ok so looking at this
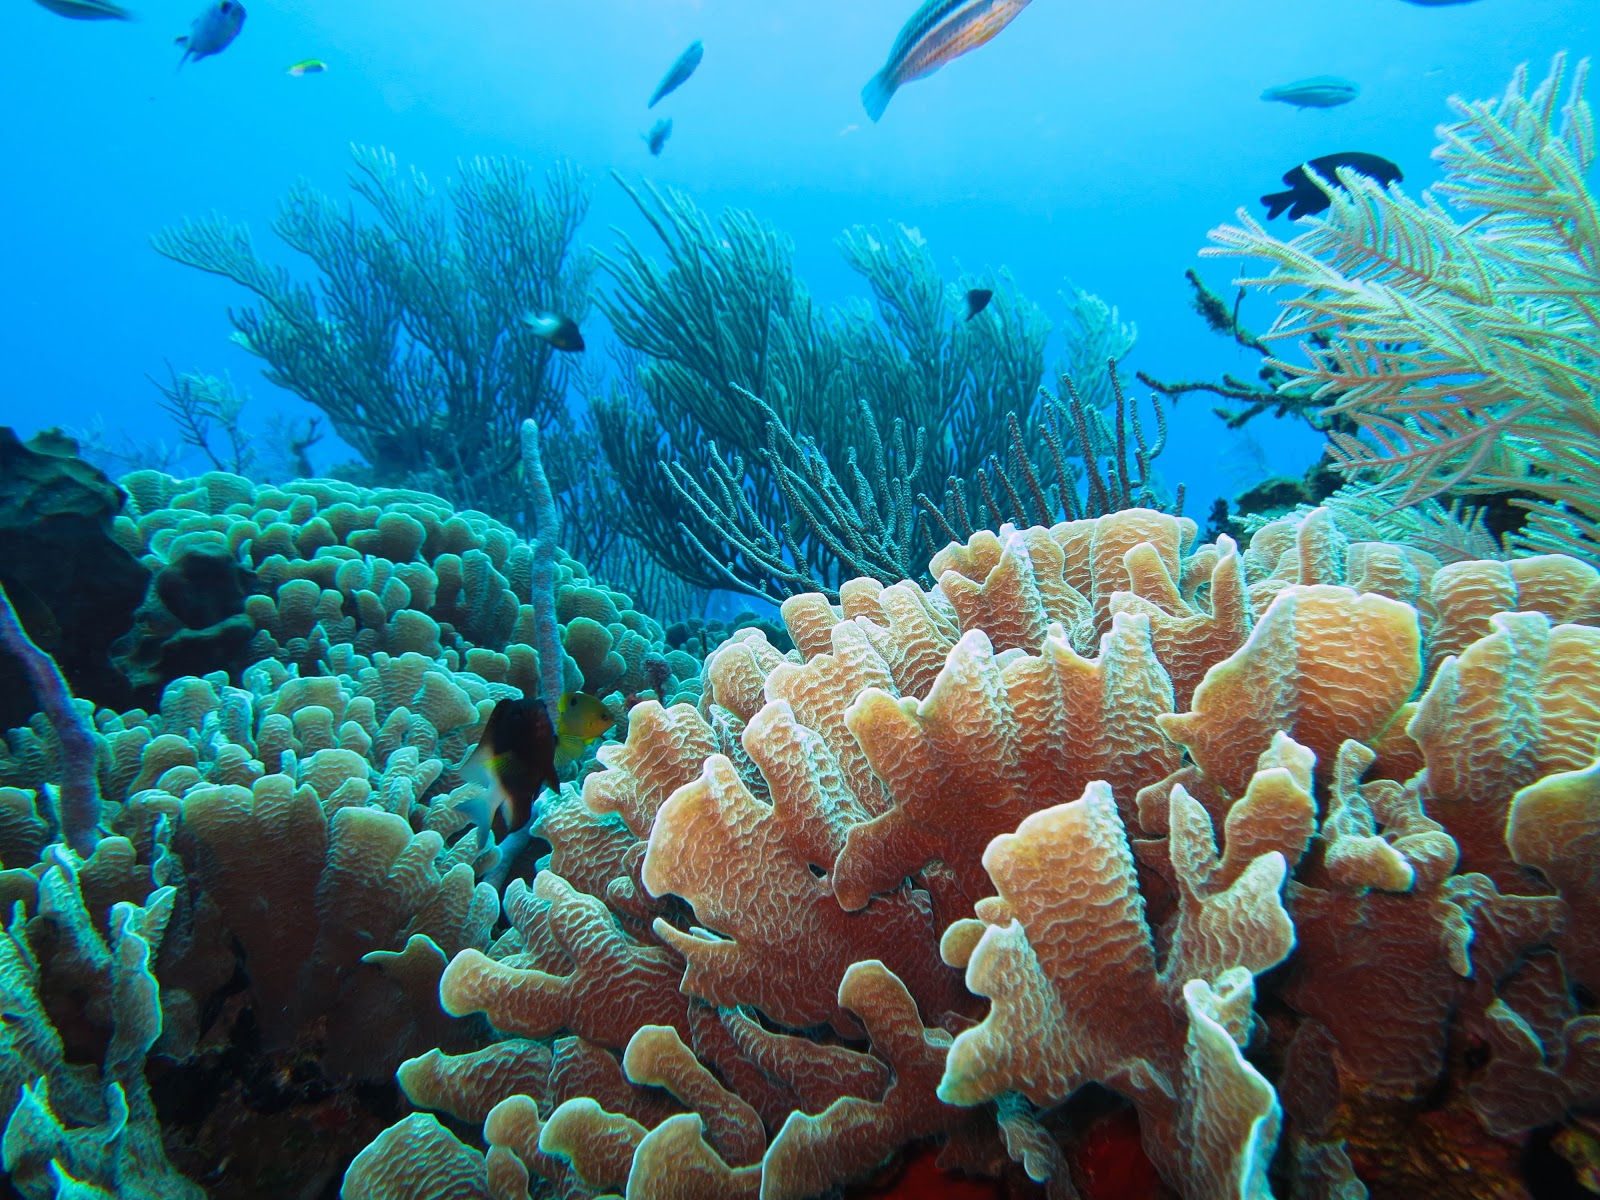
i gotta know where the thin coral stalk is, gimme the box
[520,420,564,725]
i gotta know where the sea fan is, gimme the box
[1208,54,1600,566]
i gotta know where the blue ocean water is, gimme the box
[0,0,1591,514]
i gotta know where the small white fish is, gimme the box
[862,0,1034,122]
[1261,75,1360,109]
[31,0,134,18]
[175,0,245,70]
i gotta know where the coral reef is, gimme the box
[1,491,1597,1197]
[106,469,702,711]
[5,58,1597,1200]
[324,505,1600,1200]
[0,464,712,1195]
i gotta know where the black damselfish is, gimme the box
[456,692,616,842]
[964,287,994,320]
[460,697,560,838]
[1260,152,1402,219]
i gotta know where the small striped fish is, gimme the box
[862,0,1034,122]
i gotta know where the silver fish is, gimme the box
[862,0,1033,122]
[31,0,134,18]
[1261,75,1359,108]
[175,0,245,70]
[649,40,703,108]
[645,118,673,156]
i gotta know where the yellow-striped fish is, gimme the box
[862,0,1033,122]
[286,59,326,76]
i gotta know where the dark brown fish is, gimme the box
[523,311,585,353]
[1260,151,1402,219]
[460,697,561,839]
[964,288,993,320]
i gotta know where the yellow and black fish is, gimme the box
[556,690,615,768]
[459,697,560,840]
[458,692,615,841]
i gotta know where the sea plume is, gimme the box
[1208,54,1600,567]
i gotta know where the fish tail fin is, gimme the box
[453,787,497,847]
[861,70,897,122]
[554,732,588,770]
[1261,189,1294,219]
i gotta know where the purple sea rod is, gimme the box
[0,580,101,856]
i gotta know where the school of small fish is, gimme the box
[27,0,1485,222]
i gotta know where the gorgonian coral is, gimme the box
[1209,55,1600,567]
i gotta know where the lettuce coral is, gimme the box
[107,469,702,709]
[3,420,1598,1198]
[0,467,711,1196]
[330,505,1600,1200]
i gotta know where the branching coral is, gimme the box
[596,179,1167,601]
[1136,268,1330,432]
[152,147,593,527]
[1209,54,1600,567]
